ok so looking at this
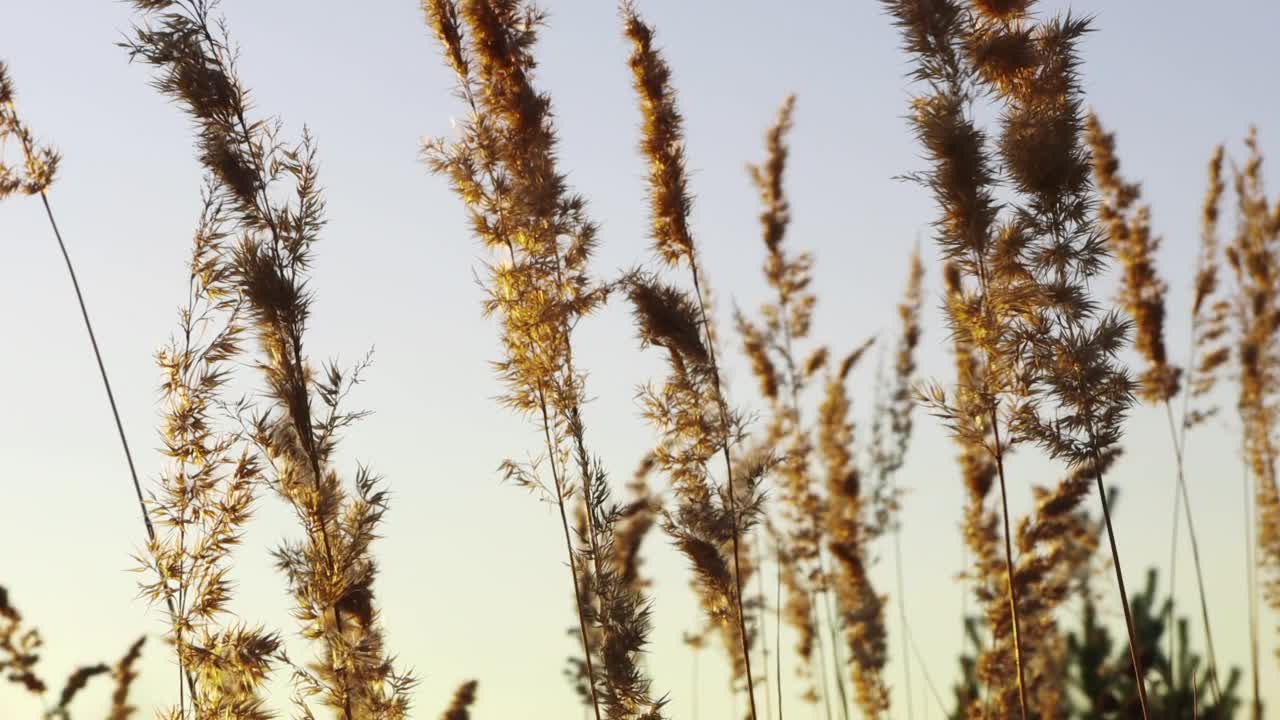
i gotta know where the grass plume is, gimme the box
[125,3,413,716]
[422,2,665,717]
[621,5,764,717]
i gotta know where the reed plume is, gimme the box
[137,185,277,720]
[1225,130,1280,687]
[1,586,144,720]
[735,95,855,717]
[1,63,195,700]
[623,273,768,689]
[1085,113,1177,402]
[887,3,1144,715]
[440,681,478,720]
[0,62,59,199]
[869,250,924,532]
[940,261,1003,718]
[819,343,890,718]
[1,586,47,696]
[620,5,765,717]
[1012,459,1113,720]
[976,450,1117,718]
[125,3,412,717]
[1086,112,1224,701]
[107,637,146,720]
[422,2,664,717]
[618,455,660,594]
[1190,147,1232,424]
[46,665,111,720]
[867,251,924,719]
[975,9,1144,714]
[883,2,1034,713]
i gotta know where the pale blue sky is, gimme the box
[1,0,1278,717]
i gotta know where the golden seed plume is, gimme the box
[440,680,478,720]
[1086,112,1179,403]
[424,3,664,717]
[0,61,60,198]
[107,637,146,720]
[127,3,413,716]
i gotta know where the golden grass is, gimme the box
[2,1,1279,719]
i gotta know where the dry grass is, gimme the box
[2,1,1279,719]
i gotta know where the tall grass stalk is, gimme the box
[1086,113,1225,701]
[423,3,665,718]
[885,2,1147,715]
[125,3,414,716]
[0,60,200,705]
[621,6,763,717]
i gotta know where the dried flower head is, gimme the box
[620,6,763,715]
[440,680,478,720]
[819,344,890,717]
[424,3,663,717]
[127,3,412,716]
[1225,129,1280,669]
[0,61,60,198]
[1086,113,1178,402]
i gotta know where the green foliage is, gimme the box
[1067,568,1242,719]
[950,567,1243,719]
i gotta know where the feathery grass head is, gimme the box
[129,3,412,716]
[621,3,696,268]
[625,262,765,690]
[425,5,665,717]
[138,184,282,720]
[819,341,890,717]
[440,681,478,720]
[48,664,111,720]
[0,586,46,696]
[106,637,146,720]
[627,273,712,374]
[1197,145,1227,315]
[749,95,814,344]
[423,0,470,84]
[1224,130,1280,659]
[1180,145,1233,431]
[616,455,659,592]
[1086,113,1178,403]
[0,61,60,198]
[869,251,925,533]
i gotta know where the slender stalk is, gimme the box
[815,562,850,720]
[811,601,834,720]
[1242,452,1261,720]
[905,621,947,716]
[1166,440,1181,681]
[892,522,914,720]
[1162,400,1222,702]
[538,394,604,720]
[1092,466,1150,719]
[688,263,759,720]
[428,23,608,712]
[32,188,200,708]
[692,642,698,720]
[774,273,849,720]
[177,515,187,719]
[777,555,785,720]
[38,192,146,563]
[756,532,774,720]
[987,410,1028,720]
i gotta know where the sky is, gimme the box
[1,0,1278,717]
